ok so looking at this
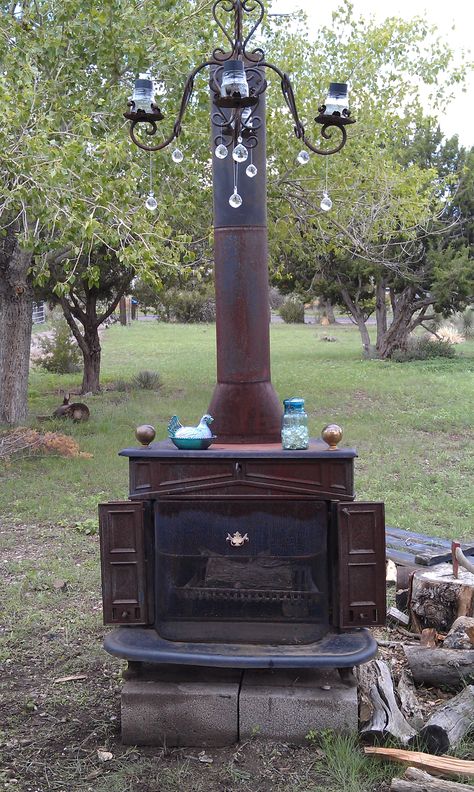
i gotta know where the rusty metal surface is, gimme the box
[208,381,282,443]
[213,227,270,381]
[208,64,281,442]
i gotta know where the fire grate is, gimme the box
[176,586,321,603]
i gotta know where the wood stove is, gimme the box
[103,2,386,676]
[100,440,385,670]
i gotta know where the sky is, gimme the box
[269,0,474,147]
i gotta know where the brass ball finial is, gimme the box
[321,423,343,450]
[135,424,156,446]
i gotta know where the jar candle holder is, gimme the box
[281,398,309,450]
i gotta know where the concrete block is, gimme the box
[239,668,358,742]
[121,665,241,747]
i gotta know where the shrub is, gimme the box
[391,337,456,362]
[36,317,82,374]
[157,288,216,323]
[113,379,131,392]
[437,324,465,344]
[458,307,474,339]
[279,296,305,324]
[132,370,162,390]
[269,286,284,310]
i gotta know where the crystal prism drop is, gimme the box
[246,163,258,178]
[320,191,333,212]
[215,144,228,159]
[233,143,248,163]
[172,148,184,163]
[145,192,158,211]
[229,190,243,208]
[297,150,310,165]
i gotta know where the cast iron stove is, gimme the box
[100,440,385,669]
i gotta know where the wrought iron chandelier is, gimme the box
[124,0,355,207]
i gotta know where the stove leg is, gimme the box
[337,667,356,686]
[122,661,142,680]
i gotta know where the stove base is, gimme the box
[121,665,358,746]
[104,626,377,669]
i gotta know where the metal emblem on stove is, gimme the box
[226,531,249,547]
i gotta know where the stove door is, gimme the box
[335,501,386,628]
[155,499,329,644]
[99,500,152,625]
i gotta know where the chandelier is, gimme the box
[124,0,355,208]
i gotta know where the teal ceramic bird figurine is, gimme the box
[168,414,214,440]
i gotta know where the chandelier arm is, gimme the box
[260,61,349,155]
[127,59,218,153]
[302,124,348,156]
[259,62,304,138]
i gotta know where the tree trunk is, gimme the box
[0,238,33,425]
[323,299,336,324]
[375,278,388,353]
[339,285,375,357]
[59,294,102,394]
[81,328,101,394]
[376,287,417,358]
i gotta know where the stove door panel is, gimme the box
[336,502,386,628]
[99,501,151,625]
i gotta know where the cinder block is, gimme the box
[121,665,241,746]
[239,668,358,742]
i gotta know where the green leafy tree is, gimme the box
[264,6,472,357]
[0,0,213,420]
[36,248,134,392]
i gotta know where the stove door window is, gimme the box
[154,499,329,644]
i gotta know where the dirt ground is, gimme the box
[0,519,471,792]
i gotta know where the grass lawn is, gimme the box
[3,320,473,535]
[1,320,473,791]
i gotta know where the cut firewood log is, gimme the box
[409,564,474,633]
[416,686,474,755]
[420,628,438,648]
[390,766,474,791]
[443,617,474,650]
[403,646,474,689]
[357,660,417,744]
[364,747,474,779]
[397,670,424,728]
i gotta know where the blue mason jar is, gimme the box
[281,397,309,450]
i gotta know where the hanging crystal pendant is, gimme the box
[215,144,228,159]
[229,189,242,208]
[172,148,184,163]
[145,191,158,211]
[297,150,310,165]
[246,163,258,178]
[233,143,248,163]
[320,191,333,212]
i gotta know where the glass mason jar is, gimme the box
[281,397,309,450]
